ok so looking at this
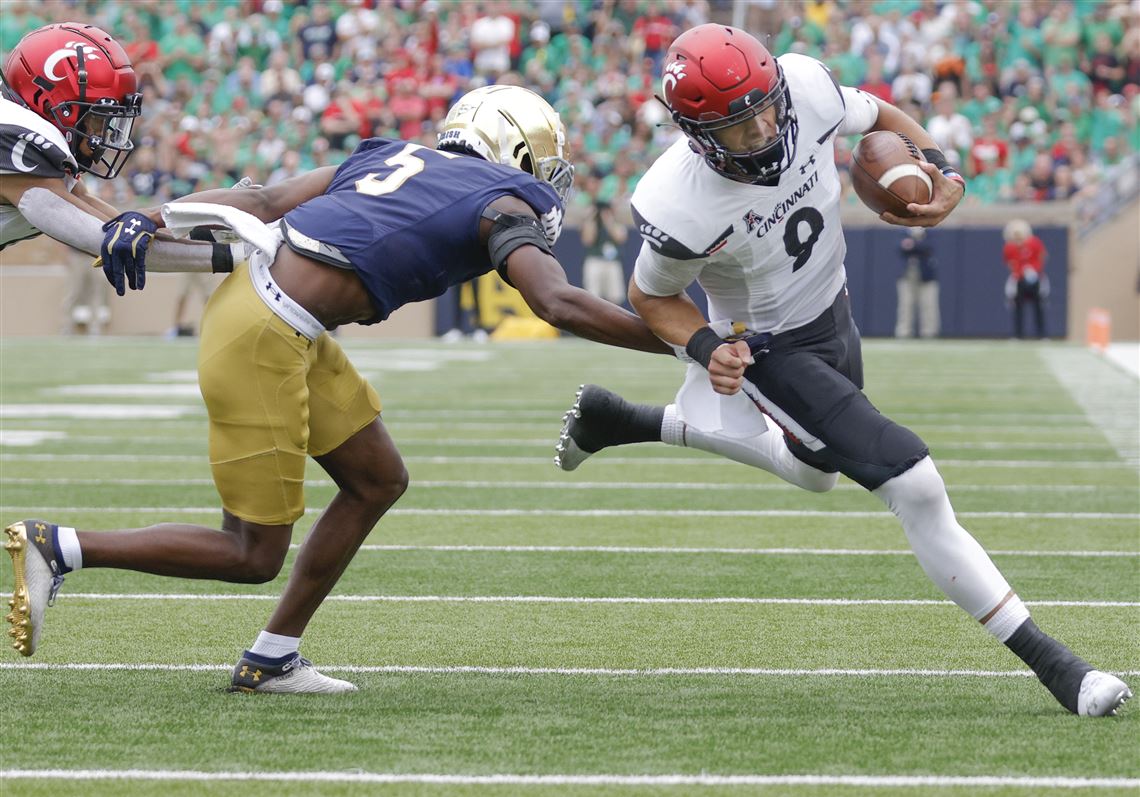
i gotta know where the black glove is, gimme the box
[100,211,158,295]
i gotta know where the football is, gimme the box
[851,131,932,217]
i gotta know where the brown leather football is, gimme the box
[851,131,932,217]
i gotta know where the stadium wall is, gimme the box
[3,204,1135,341]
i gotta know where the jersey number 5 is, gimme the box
[355,142,460,197]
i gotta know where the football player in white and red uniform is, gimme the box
[556,24,1130,717]
[0,23,238,292]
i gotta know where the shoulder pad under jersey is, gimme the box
[779,53,847,141]
[0,98,77,178]
[629,141,734,261]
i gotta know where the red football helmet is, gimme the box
[661,24,797,183]
[2,23,142,178]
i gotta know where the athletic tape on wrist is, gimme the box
[685,327,724,369]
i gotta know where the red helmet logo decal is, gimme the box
[662,61,687,97]
[43,42,101,81]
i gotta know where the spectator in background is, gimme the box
[1002,220,1049,339]
[1087,31,1126,97]
[926,85,973,169]
[1027,152,1056,201]
[389,77,429,140]
[895,228,940,340]
[63,246,112,336]
[892,53,933,108]
[298,4,338,63]
[580,199,629,306]
[261,49,304,102]
[858,52,893,103]
[471,0,515,79]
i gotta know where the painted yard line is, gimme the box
[5,663,1140,679]
[160,437,1105,452]
[55,594,1140,607]
[0,770,1135,789]
[8,405,1084,423]
[3,452,1127,469]
[2,477,1128,496]
[0,405,198,420]
[341,544,1140,558]
[4,508,1130,519]
[1045,348,1140,468]
[3,419,1105,437]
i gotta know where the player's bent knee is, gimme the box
[873,456,949,522]
[233,536,290,584]
[799,468,840,493]
[886,455,945,506]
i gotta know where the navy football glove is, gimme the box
[100,211,158,295]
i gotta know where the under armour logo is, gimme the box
[125,219,141,236]
[799,154,817,176]
[239,665,262,682]
[33,522,47,545]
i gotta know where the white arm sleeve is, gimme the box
[17,187,105,255]
[16,186,232,272]
[837,86,880,136]
[632,241,704,298]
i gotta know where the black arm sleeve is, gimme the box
[482,207,554,287]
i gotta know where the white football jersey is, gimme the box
[0,96,79,248]
[632,53,879,333]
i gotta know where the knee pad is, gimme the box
[817,412,929,491]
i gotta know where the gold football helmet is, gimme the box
[438,85,574,205]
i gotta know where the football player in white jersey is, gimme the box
[1,24,241,293]
[556,24,1130,717]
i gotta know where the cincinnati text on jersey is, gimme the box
[742,169,820,238]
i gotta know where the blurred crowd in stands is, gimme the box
[3,0,1137,220]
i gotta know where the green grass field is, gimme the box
[0,336,1136,796]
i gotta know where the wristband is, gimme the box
[920,148,948,170]
[920,148,966,192]
[941,168,966,192]
[685,327,724,369]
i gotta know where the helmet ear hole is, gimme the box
[519,153,533,176]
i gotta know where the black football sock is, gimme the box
[1004,618,1091,713]
[573,388,665,453]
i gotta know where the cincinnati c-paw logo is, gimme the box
[10,132,57,173]
[638,222,671,248]
[43,42,102,81]
[662,61,687,95]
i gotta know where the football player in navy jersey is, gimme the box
[555,25,1130,716]
[0,24,240,291]
[5,85,670,693]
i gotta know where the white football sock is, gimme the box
[661,404,838,493]
[249,630,301,659]
[56,525,82,571]
[874,456,1027,638]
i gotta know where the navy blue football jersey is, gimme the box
[282,138,563,323]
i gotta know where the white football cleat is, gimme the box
[1077,670,1132,717]
[554,384,624,472]
[554,386,591,472]
[229,652,357,694]
[4,520,68,657]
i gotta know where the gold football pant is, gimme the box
[197,262,382,524]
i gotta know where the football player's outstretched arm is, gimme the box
[162,167,339,223]
[1,173,117,256]
[867,98,965,227]
[507,246,671,354]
